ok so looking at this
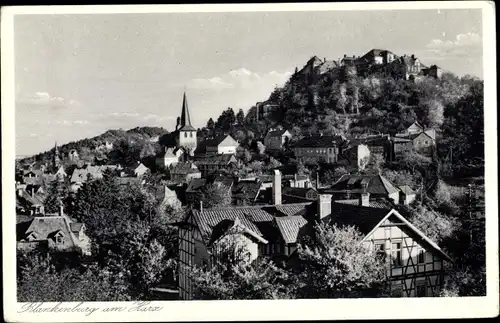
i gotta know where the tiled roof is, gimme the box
[195,154,237,166]
[70,222,83,232]
[275,215,308,244]
[170,162,199,175]
[328,174,399,195]
[18,215,80,247]
[189,202,313,243]
[186,178,206,193]
[347,135,390,148]
[232,181,261,201]
[116,177,143,186]
[291,135,346,148]
[282,187,317,199]
[323,202,391,235]
[18,190,45,206]
[334,198,395,209]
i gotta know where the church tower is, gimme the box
[53,142,61,171]
[176,92,197,154]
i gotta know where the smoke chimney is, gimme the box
[31,187,35,197]
[199,200,203,213]
[318,194,332,220]
[316,172,320,189]
[359,192,370,207]
[58,203,64,216]
[272,169,282,205]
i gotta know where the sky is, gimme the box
[14,9,483,156]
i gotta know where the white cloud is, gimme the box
[186,68,292,91]
[109,112,140,117]
[425,32,482,58]
[47,120,90,126]
[18,92,81,108]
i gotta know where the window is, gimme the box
[392,242,402,267]
[55,235,63,244]
[190,132,193,138]
[184,132,187,138]
[418,249,425,264]
[375,243,386,260]
[424,140,428,145]
[416,284,426,297]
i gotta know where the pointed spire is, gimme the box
[180,91,192,128]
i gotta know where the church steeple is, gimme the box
[53,142,60,170]
[179,92,196,131]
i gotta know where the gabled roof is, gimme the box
[323,202,392,235]
[208,217,268,247]
[333,198,395,209]
[398,185,416,195]
[18,215,80,248]
[275,215,308,244]
[291,135,346,148]
[328,174,400,195]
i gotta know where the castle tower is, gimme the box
[176,92,197,154]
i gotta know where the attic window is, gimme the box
[55,235,63,244]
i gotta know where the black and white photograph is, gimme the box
[2,2,498,321]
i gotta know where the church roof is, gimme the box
[179,92,196,131]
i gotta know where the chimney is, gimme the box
[31,187,35,197]
[58,203,64,216]
[316,172,320,189]
[318,194,333,220]
[272,169,282,205]
[359,192,370,207]
[199,200,203,213]
[360,182,370,206]
[17,188,23,198]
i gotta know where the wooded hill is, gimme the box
[19,126,169,168]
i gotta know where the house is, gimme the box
[346,134,391,161]
[399,121,424,136]
[316,200,452,297]
[96,141,114,151]
[157,147,185,169]
[194,134,239,157]
[195,154,238,178]
[16,184,46,215]
[399,185,417,205]
[342,143,371,170]
[283,187,318,201]
[133,162,150,177]
[255,102,281,121]
[17,212,91,256]
[391,131,435,158]
[231,180,263,206]
[169,162,201,184]
[160,185,182,211]
[185,178,207,206]
[422,65,443,79]
[177,170,450,299]
[69,164,121,184]
[67,149,79,161]
[264,129,292,151]
[54,165,67,180]
[390,54,427,80]
[292,135,346,164]
[257,173,312,190]
[116,177,145,187]
[325,174,401,204]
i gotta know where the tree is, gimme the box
[189,237,295,300]
[423,99,445,128]
[406,205,459,244]
[236,109,245,125]
[200,183,232,208]
[295,223,388,298]
[44,179,70,214]
[207,118,215,130]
